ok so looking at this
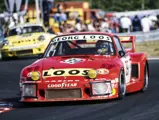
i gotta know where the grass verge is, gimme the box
[135,41,159,57]
[123,40,159,57]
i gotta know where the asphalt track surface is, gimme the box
[0,58,159,120]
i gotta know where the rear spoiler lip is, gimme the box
[118,36,136,53]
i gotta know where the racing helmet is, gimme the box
[96,40,110,55]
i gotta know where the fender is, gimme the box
[129,52,148,81]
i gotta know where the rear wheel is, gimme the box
[141,64,149,92]
[118,69,126,99]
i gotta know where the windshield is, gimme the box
[8,26,45,36]
[44,34,115,57]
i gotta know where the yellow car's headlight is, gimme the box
[88,69,97,79]
[30,71,40,81]
[38,35,45,41]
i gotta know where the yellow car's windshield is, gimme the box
[8,26,45,37]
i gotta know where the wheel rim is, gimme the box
[144,67,148,90]
[120,72,126,95]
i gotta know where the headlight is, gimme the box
[3,39,9,46]
[28,71,40,81]
[91,82,112,95]
[88,69,97,79]
[22,84,36,97]
[38,35,45,41]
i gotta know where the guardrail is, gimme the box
[116,29,159,42]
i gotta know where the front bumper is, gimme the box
[1,44,46,57]
[20,80,119,102]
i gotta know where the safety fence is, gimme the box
[116,29,159,42]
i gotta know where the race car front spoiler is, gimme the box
[20,81,118,102]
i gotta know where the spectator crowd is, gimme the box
[46,2,159,34]
[48,11,159,35]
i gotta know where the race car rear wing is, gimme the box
[118,36,136,53]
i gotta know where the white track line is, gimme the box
[148,58,159,60]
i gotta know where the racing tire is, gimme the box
[141,64,149,92]
[1,55,9,60]
[118,69,126,100]
[11,56,18,60]
[22,102,41,108]
[1,56,17,60]
[1,55,18,60]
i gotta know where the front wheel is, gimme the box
[118,69,126,100]
[1,54,8,60]
[141,64,149,92]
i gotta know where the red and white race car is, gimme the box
[19,32,149,102]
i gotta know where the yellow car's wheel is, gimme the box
[1,53,7,60]
[1,55,9,60]
[1,53,17,60]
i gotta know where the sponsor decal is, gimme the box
[43,68,109,77]
[43,68,89,77]
[52,35,112,43]
[48,83,77,88]
[12,39,32,44]
[119,36,131,41]
[21,34,32,37]
[97,68,109,74]
[23,81,41,83]
[61,58,85,64]
[45,80,79,83]
[9,44,39,51]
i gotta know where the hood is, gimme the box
[29,55,122,81]
[42,55,120,70]
[6,32,51,46]
[7,32,46,40]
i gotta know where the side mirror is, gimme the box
[49,51,54,57]
[38,53,43,58]
[118,51,125,57]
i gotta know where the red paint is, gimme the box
[19,32,149,102]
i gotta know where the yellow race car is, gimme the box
[1,23,56,59]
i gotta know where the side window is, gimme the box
[113,36,124,52]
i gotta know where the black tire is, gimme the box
[22,102,44,107]
[22,102,36,107]
[1,55,18,60]
[141,64,149,92]
[11,56,18,60]
[1,52,10,60]
[118,69,126,100]
[1,55,9,60]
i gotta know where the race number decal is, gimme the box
[60,58,85,64]
[121,55,131,83]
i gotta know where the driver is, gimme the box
[96,40,110,55]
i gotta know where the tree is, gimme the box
[54,0,159,11]
[0,0,159,13]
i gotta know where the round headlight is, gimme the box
[38,35,45,41]
[88,69,97,79]
[30,71,40,81]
